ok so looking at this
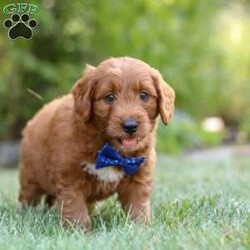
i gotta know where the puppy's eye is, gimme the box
[105,93,116,104]
[139,91,149,102]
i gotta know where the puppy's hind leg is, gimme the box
[18,163,43,207]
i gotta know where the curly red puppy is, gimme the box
[19,57,175,231]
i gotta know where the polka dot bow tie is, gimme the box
[96,143,146,175]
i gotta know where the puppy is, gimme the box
[19,57,175,231]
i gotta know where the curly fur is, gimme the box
[19,57,175,231]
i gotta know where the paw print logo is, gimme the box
[3,13,38,40]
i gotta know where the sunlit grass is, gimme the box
[0,156,249,249]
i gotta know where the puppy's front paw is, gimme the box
[63,215,92,232]
[56,192,92,232]
[128,205,151,224]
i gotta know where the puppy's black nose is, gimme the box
[122,119,138,134]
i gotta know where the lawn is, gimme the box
[0,155,249,250]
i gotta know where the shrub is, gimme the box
[157,111,223,154]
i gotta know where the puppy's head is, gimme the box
[72,57,175,153]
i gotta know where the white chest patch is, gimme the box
[82,163,124,183]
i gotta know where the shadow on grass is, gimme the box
[1,193,248,237]
[0,196,130,235]
[0,203,62,236]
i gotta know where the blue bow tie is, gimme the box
[96,143,145,175]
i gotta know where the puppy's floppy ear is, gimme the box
[151,68,175,125]
[71,65,96,122]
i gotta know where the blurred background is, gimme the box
[0,0,249,166]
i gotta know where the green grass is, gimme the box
[0,156,250,250]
